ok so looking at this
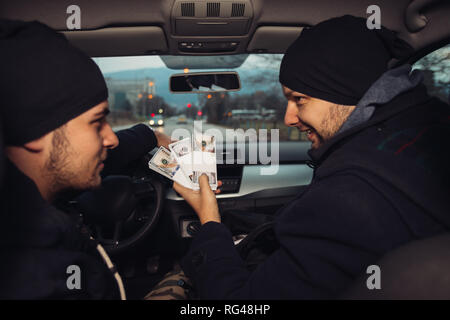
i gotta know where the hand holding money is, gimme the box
[149,132,218,191]
[148,131,222,224]
[174,174,222,225]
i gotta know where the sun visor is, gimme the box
[62,26,168,57]
[247,26,304,53]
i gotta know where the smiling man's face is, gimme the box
[282,85,356,149]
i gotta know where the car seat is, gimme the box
[342,234,450,299]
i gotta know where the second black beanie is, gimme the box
[279,15,414,106]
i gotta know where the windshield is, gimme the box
[93,54,308,143]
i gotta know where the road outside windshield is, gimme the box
[93,54,309,143]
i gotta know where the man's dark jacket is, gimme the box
[0,124,157,299]
[181,83,450,299]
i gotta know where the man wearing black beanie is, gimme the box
[175,15,450,299]
[0,20,172,299]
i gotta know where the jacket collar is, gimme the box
[1,160,72,247]
[3,159,48,216]
[307,83,431,166]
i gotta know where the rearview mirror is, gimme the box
[170,72,241,93]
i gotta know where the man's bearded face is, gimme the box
[282,86,356,149]
[43,102,118,196]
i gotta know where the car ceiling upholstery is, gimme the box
[0,0,449,62]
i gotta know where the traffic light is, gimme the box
[197,111,202,116]
[187,103,192,108]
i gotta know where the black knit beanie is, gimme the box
[279,15,414,106]
[0,19,108,146]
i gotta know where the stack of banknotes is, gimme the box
[148,131,217,190]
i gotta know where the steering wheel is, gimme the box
[75,173,166,255]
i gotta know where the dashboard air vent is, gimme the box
[181,2,195,16]
[231,3,245,17]
[207,2,221,17]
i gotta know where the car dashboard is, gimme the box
[156,141,314,239]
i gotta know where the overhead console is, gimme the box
[172,0,253,36]
[168,1,307,56]
[170,0,254,54]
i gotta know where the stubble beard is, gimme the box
[315,104,354,147]
[44,127,101,200]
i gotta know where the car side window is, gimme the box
[412,44,449,104]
